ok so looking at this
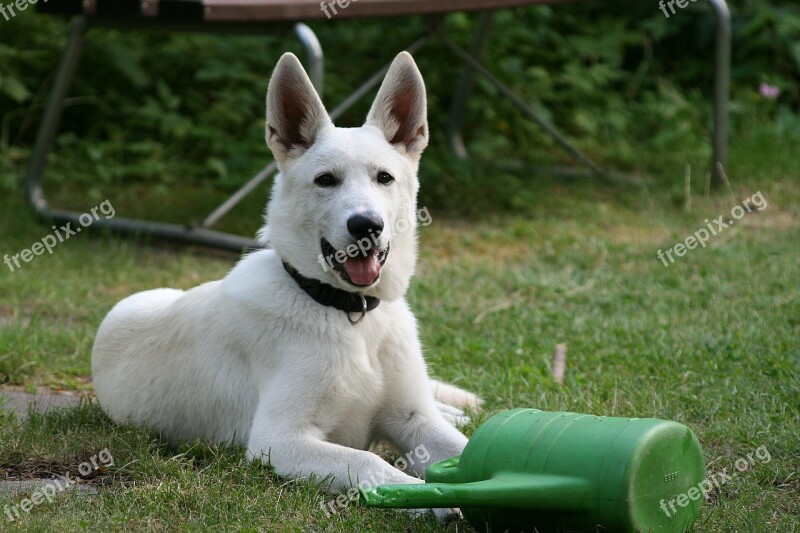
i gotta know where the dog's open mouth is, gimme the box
[321,238,389,287]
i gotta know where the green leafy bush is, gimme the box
[0,0,797,197]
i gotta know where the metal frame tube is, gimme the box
[447,11,493,160]
[46,208,257,251]
[710,0,731,186]
[294,22,324,97]
[26,17,87,212]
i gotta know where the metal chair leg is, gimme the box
[26,16,87,212]
[25,16,257,252]
[447,11,493,160]
[710,0,731,186]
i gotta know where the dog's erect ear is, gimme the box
[266,53,331,164]
[365,52,429,159]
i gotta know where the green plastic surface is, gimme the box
[360,408,705,532]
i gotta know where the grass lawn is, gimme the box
[0,119,798,531]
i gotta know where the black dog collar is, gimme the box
[282,262,380,324]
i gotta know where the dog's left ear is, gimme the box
[365,52,429,159]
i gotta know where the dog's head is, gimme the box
[260,52,428,302]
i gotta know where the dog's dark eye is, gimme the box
[377,171,394,185]
[314,173,338,187]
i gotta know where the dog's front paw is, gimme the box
[432,506,462,523]
[404,507,462,523]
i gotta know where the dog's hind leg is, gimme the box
[429,379,483,413]
[434,401,472,427]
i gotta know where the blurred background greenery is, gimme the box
[1,0,798,221]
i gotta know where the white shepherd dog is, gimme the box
[92,52,480,519]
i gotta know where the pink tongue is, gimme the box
[343,253,381,285]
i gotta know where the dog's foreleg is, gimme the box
[247,436,419,490]
[376,403,468,523]
[380,378,469,476]
[246,413,420,492]
[379,406,468,479]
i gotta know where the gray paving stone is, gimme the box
[0,479,98,497]
[0,388,82,419]
[1,387,101,521]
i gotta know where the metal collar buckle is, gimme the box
[347,295,368,325]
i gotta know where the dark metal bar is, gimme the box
[710,0,731,187]
[26,17,88,213]
[447,11,493,160]
[47,208,256,252]
[201,160,278,229]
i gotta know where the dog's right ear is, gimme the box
[266,53,331,164]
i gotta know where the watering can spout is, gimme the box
[360,472,594,512]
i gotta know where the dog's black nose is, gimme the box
[347,212,384,239]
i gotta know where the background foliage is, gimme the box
[1,0,799,212]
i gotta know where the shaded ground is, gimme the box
[0,387,102,503]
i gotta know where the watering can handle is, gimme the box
[424,455,461,482]
[360,471,594,512]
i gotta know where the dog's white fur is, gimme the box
[92,52,480,512]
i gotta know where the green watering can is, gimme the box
[361,409,705,532]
